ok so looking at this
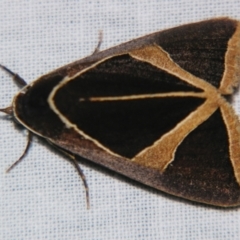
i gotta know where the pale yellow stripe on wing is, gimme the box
[220,98,240,185]
[81,92,206,102]
[132,98,220,172]
[130,45,218,96]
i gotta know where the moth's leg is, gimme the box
[6,131,33,172]
[47,141,90,209]
[92,30,103,54]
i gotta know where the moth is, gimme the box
[1,17,240,207]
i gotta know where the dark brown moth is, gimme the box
[1,17,240,207]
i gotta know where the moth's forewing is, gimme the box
[12,18,240,207]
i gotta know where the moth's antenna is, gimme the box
[0,64,32,172]
[0,64,27,87]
